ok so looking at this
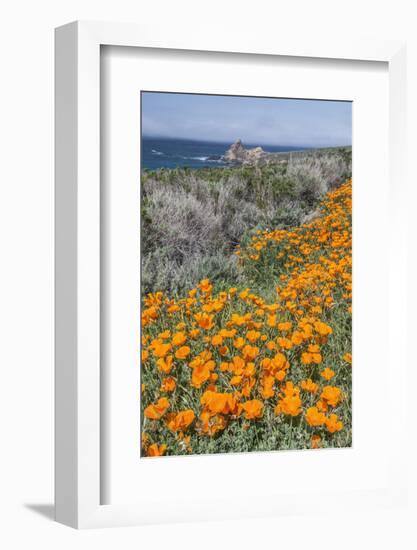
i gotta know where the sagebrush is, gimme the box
[141,147,351,295]
[141,164,352,457]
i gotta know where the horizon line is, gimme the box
[142,135,352,149]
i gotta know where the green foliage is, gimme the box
[141,148,352,295]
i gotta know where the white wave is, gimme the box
[178,155,207,161]
[180,155,221,162]
[151,149,164,155]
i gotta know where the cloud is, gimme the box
[141,93,352,147]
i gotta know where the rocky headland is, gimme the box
[222,139,290,165]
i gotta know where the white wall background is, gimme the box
[0,1,416,548]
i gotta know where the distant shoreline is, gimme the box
[142,135,351,149]
[141,136,352,171]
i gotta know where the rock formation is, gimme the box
[223,139,267,164]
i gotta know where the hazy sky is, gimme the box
[141,92,352,147]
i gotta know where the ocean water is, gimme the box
[141,137,307,170]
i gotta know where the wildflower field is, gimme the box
[141,176,352,457]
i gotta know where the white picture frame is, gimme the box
[55,20,407,529]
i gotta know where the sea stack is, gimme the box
[223,139,266,164]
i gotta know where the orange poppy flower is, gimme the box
[320,385,342,407]
[301,378,318,393]
[278,321,292,331]
[266,352,289,376]
[144,397,170,420]
[291,331,304,345]
[230,375,243,386]
[200,390,237,415]
[316,399,328,412]
[277,337,293,350]
[156,351,174,371]
[275,370,286,382]
[175,346,190,359]
[325,413,344,433]
[343,352,352,364]
[311,434,322,449]
[320,367,335,381]
[275,394,302,417]
[240,399,263,419]
[267,314,277,327]
[152,342,172,358]
[275,382,302,416]
[172,332,187,346]
[241,345,259,361]
[194,312,214,330]
[166,410,195,432]
[266,340,277,351]
[199,412,227,436]
[199,278,213,293]
[233,337,245,349]
[305,406,326,427]
[160,376,176,393]
[218,345,229,356]
[246,330,260,343]
[314,321,333,336]
[261,374,275,399]
[211,334,223,346]
[191,362,213,388]
[147,443,167,457]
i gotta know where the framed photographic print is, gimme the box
[138,91,352,457]
[55,21,407,528]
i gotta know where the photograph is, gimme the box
[0,1,410,542]
[140,91,352,457]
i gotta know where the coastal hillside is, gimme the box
[222,139,350,165]
[141,179,352,456]
[140,93,352,458]
[141,145,351,295]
